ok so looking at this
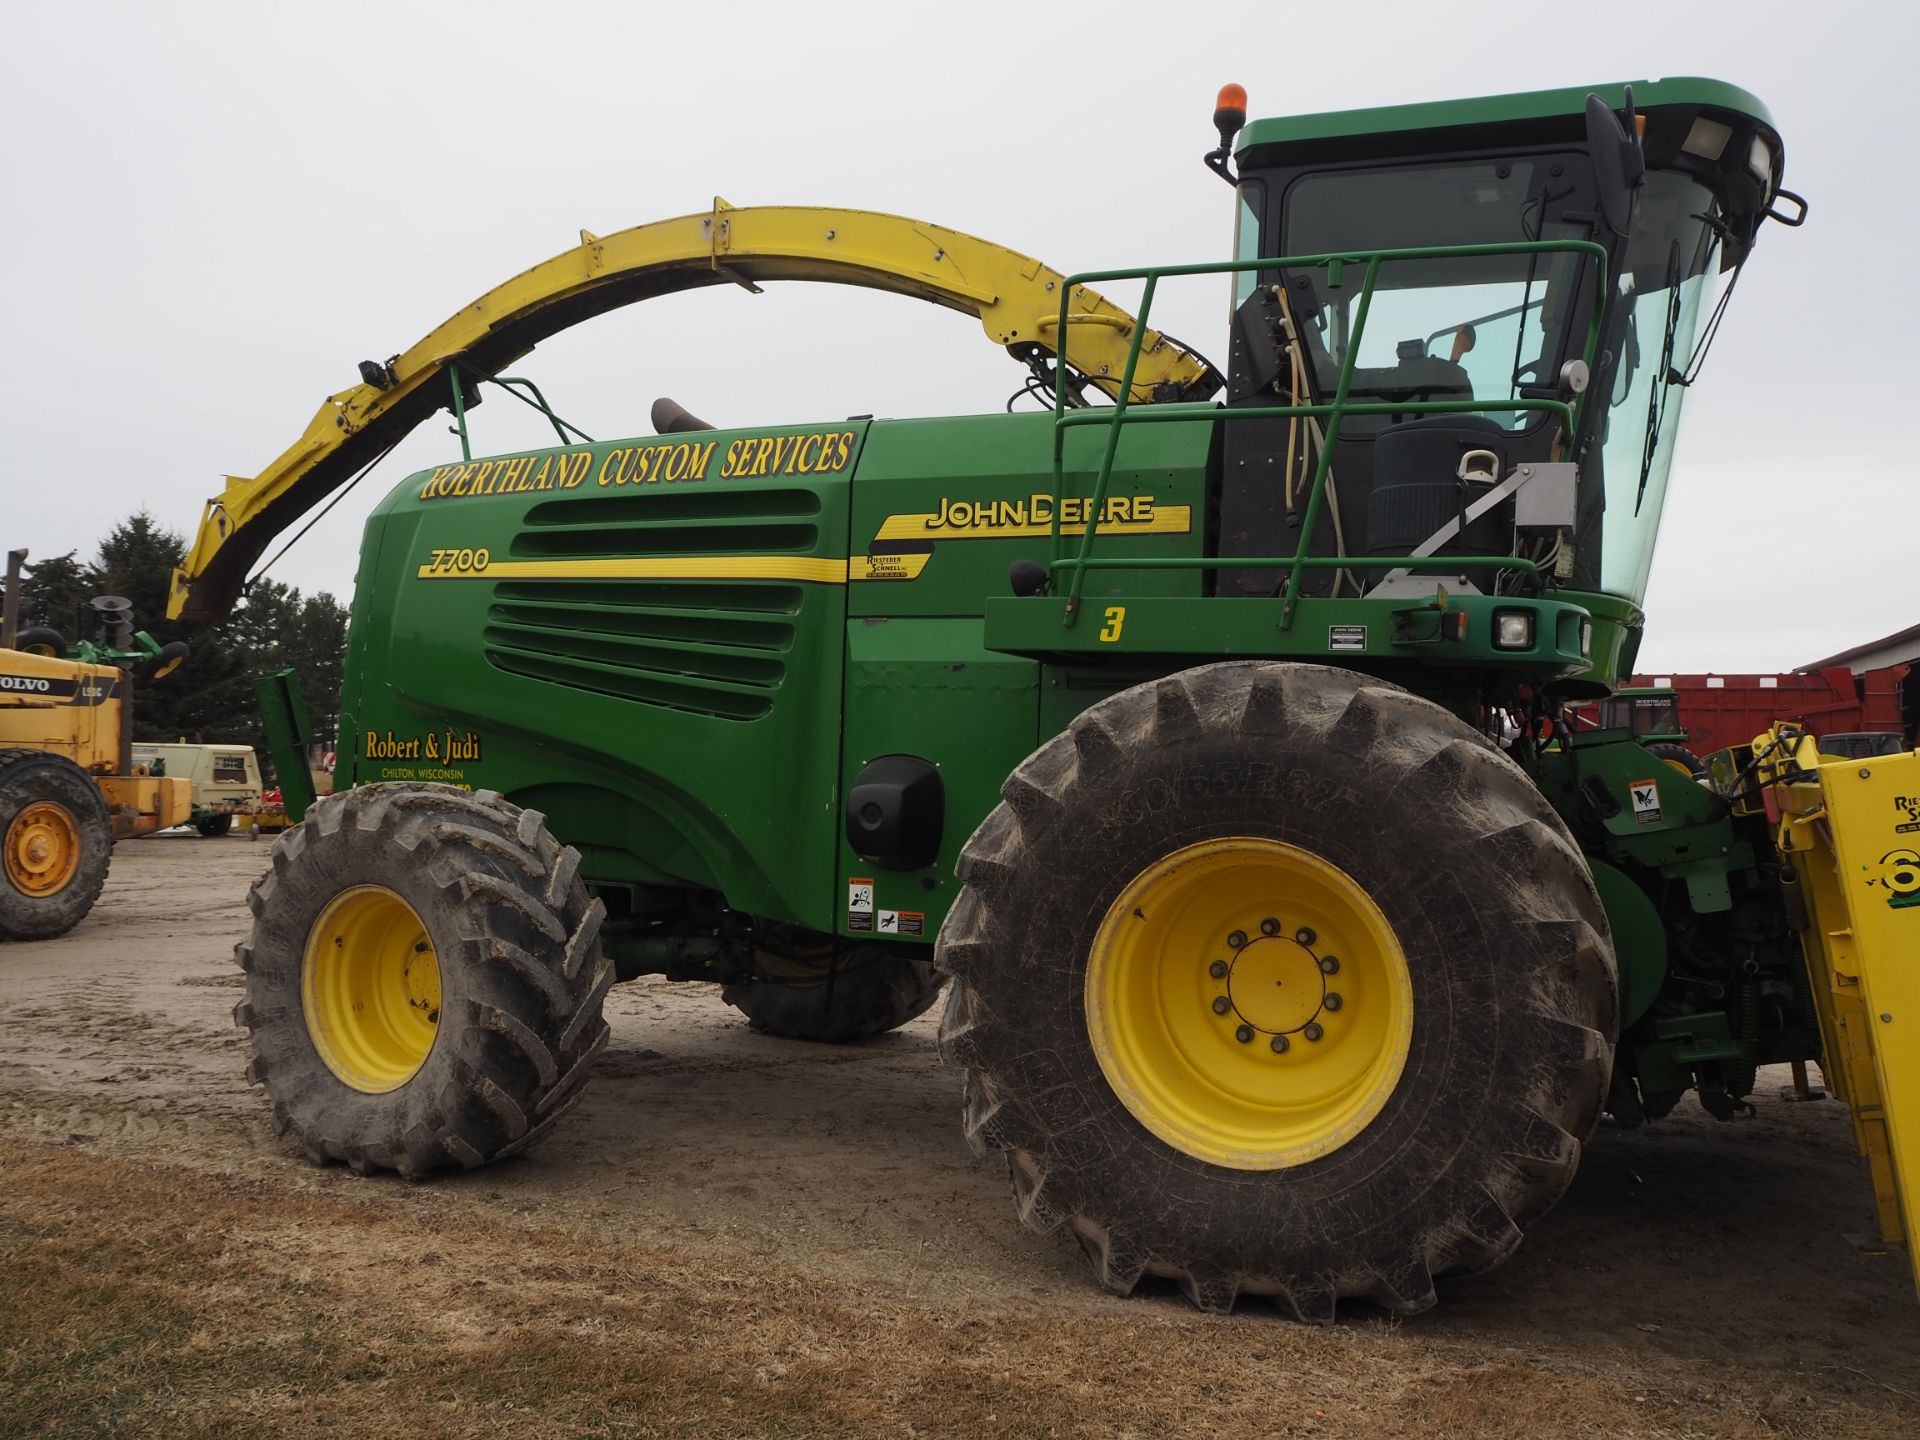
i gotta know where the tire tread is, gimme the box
[935,661,1618,1316]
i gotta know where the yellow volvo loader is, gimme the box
[0,550,192,939]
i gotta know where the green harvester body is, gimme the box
[327,77,1811,1138]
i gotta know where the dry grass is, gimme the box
[0,1136,1908,1440]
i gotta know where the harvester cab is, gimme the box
[1211,80,1786,623]
[170,79,1919,1313]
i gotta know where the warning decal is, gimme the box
[877,909,926,937]
[848,877,875,932]
[1629,778,1662,826]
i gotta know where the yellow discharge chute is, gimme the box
[168,201,1218,623]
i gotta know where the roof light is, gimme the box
[1681,116,1731,161]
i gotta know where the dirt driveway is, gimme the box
[2,835,1917,1438]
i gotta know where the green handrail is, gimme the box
[447,360,595,462]
[1049,239,1609,628]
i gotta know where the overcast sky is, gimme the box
[3,1,1911,673]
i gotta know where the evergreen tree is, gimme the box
[89,513,236,742]
[209,575,350,767]
[90,513,181,640]
[287,591,349,753]
[13,551,92,640]
[7,511,349,766]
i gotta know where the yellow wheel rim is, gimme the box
[5,801,81,898]
[1661,756,1697,779]
[301,886,442,1093]
[1085,837,1413,1170]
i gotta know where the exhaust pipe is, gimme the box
[2,548,24,651]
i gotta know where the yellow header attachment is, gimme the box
[1758,727,1920,1296]
[168,201,1218,622]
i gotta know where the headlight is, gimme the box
[1579,620,1593,657]
[1494,611,1534,650]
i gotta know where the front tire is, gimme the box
[937,662,1616,1317]
[234,783,610,1177]
[196,813,235,839]
[0,749,113,940]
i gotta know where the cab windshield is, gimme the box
[1267,157,1730,605]
[1594,171,1726,602]
[1279,156,1596,433]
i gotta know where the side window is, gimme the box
[1232,179,1267,311]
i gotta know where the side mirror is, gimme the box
[1585,89,1646,239]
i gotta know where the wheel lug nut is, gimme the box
[1270,1034,1290,1054]
[1212,996,1232,1015]
[1209,960,1228,979]
[1323,993,1343,1012]
[1259,917,1280,936]
[1318,955,1340,975]
[1295,926,1316,946]
[1235,1025,1254,1044]
[1227,929,1248,949]
[1303,1022,1324,1042]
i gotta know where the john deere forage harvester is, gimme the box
[170,80,1920,1314]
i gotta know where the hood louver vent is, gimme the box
[484,489,821,721]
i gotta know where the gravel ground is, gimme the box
[1,833,1916,1438]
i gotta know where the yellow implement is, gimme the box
[167,202,1218,624]
[1761,728,1920,1295]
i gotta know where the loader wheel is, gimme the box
[937,661,1616,1318]
[196,813,234,839]
[723,940,943,1042]
[234,783,611,1177]
[0,749,113,940]
[1646,742,1706,779]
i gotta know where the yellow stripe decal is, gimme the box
[417,555,852,584]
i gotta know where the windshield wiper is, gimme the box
[1634,240,1686,516]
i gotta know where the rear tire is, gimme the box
[12,627,69,658]
[0,749,113,940]
[723,940,943,1042]
[234,783,611,1177]
[937,661,1616,1317]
